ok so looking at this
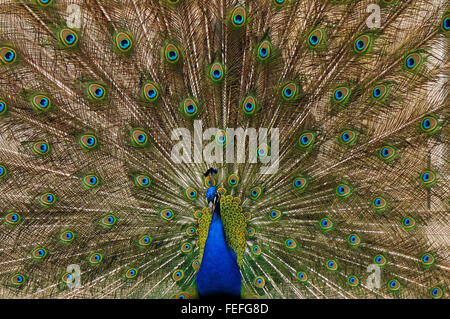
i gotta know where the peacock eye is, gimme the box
[164,43,181,64]
[209,62,225,82]
[284,238,297,250]
[353,34,373,54]
[172,269,184,281]
[125,267,138,279]
[373,254,387,267]
[256,40,272,61]
[0,99,7,115]
[36,0,53,7]
[59,29,79,48]
[160,208,175,221]
[82,174,100,189]
[419,169,437,187]
[180,97,199,118]
[420,252,435,268]
[378,145,398,162]
[241,95,259,115]
[60,230,76,243]
[39,192,56,207]
[420,114,439,134]
[252,244,262,256]
[11,273,27,286]
[31,94,52,112]
[429,286,443,299]
[185,187,198,200]
[372,196,387,213]
[336,182,352,198]
[100,214,117,228]
[227,173,240,187]
[249,186,262,200]
[137,234,152,247]
[254,276,266,288]
[79,133,98,150]
[5,211,22,226]
[387,279,400,291]
[441,13,450,32]
[347,275,359,287]
[326,259,338,271]
[31,247,48,261]
[371,83,389,101]
[142,81,160,102]
[130,128,149,147]
[181,242,192,253]
[114,32,133,52]
[307,28,325,49]
[231,7,247,27]
[0,46,17,64]
[292,176,308,193]
[332,86,351,106]
[347,233,361,247]
[87,83,106,101]
[319,217,333,232]
[268,209,282,221]
[338,129,358,146]
[404,52,423,72]
[281,82,299,101]
[297,131,316,150]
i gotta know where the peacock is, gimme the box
[0,0,448,299]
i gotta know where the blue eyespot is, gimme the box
[234,14,243,24]
[283,88,293,97]
[423,119,431,129]
[444,17,450,30]
[349,235,356,242]
[40,98,49,108]
[338,186,345,194]
[422,172,430,181]
[47,194,54,202]
[86,137,94,146]
[334,89,343,100]
[355,39,365,50]
[65,34,75,44]
[381,147,389,157]
[4,50,14,62]
[186,104,195,114]
[328,261,334,267]
[168,50,177,60]
[259,47,268,57]
[120,39,130,49]
[137,134,146,143]
[94,88,104,98]
[406,57,415,68]
[245,103,254,111]
[373,87,381,98]
[147,89,157,99]
[212,69,221,79]
[0,102,4,112]
[374,198,381,206]
[301,136,309,145]
[404,218,410,225]
[321,219,328,227]
[309,35,318,45]
[342,133,350,141]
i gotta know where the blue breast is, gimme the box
[195,211,241,298]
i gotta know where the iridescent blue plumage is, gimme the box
[195,184,241,298]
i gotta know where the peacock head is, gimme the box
[206,186,217,202]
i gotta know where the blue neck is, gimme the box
[195,211,241,298]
